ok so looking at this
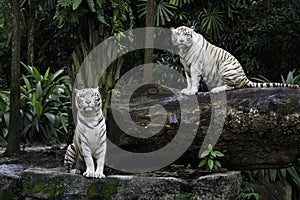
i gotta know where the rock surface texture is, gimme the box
[0,166,241,199]
[107,86,300,169]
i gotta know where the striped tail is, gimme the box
[246,80,300,89]
[64,144,76,172]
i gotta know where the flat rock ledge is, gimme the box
[0,165,241,200]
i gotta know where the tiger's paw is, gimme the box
[181,88,197,95]
[95,172,106,179]
[83,170,95,178]
[211,85,234,93]
[181,88,189,94]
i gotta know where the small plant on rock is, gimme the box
[198,144,224,171]
[237,185,260,200]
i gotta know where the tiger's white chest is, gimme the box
[77,118,104,150]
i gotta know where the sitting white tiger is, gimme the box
[171,26,299,95]
[64,87,106,178]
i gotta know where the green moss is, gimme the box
[101,183,118,200]
[87,182,100,199]
[87,182,118,200]
[176,193,194,200]
[0,182,19,200]
[23,178,67,198]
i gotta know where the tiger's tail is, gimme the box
[245,80,300,89]
[64,144,76,172]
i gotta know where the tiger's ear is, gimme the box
[190,26,195,30]
[170,27,175,31]
[74,88,79,94]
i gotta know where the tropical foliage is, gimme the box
[0,65,71,146]
[237,185,260,200]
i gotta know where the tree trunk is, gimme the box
[107,86,300,170]
[27,0,35,66]
[143,0,156,82]
[6,0,21,154]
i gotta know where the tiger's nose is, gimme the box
[179,39,184,43]
[86,100,91,104]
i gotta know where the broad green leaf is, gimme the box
[208,144,213,151]
[200,149,210,158]
[51,69,64,82]
[44,67,50,80]
[72,0,82,10]
[214,151,224,157]
[21,62,31,74]
[211,151,216,158]
[198,159,207,168]
[214,160,221,168]
[22,75,32,90]
[286,71,294,84]
[20,86,28,96]
[35,102,43,118]
[44,113,55,125]
[208,159,214,170]
[32,66,41,82]
[36,81,42,101]
[31,93,36,106]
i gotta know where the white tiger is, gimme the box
[171,26,299,95]
[64,87,106,178]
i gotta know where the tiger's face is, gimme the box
[171,26,194,49]
[75,88,102,112]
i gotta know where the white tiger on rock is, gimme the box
[171,26,299,95]
[64,87,106,178]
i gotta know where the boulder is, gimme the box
[0,165,242,199]
[107,85,300,169]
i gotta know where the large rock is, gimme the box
[0,164,25,199]
[107,85,300,169]
[0,166,241,199]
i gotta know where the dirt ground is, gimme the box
[0,145,222,179]
[0,145,66,169]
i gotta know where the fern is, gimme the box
[87,0,96,12]
[169,0,193,7]
[55,0,133,33]
[237,186,260,200]
[57,0,72,7]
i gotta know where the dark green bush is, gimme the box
[0,64,71,146]
[20,63,71,144]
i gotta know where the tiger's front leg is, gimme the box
[82,147,95,178]
[184,66,200,95]
[95,141,106,178]
[181,71,192,94]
